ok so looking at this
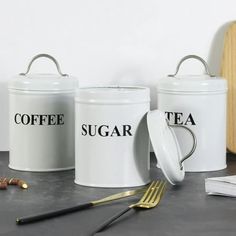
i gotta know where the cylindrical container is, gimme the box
[75,86,150,187]
[157,55,227,172]
[9,54,78,171]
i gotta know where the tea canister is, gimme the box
[157,55,227,172]
[75,86,150,187]
[9,54,78,171]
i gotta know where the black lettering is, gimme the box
[14,113,21,124]
[110,126,121,137]
[21,114,30,125]
[88,125,97,136]
[39,115,47,125]
[81,124,87,136]
[48,114,56,125]
[185,113,196,125]
[31,114,39,125]
[57,114,64,125]
[98,125,109,137]
[81,124,133,137]
[14,113,66,126]
[175,112,183,125]
[165,112,173,121]
[123,125,132,136]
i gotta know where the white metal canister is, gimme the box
[75,86,150,187]
[157,55,227,172]
[9,54,78,172]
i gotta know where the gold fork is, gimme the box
[92,180,166,234]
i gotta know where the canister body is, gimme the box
[157,91,227,172]
[75,87,150,187]
[9,90,75,171]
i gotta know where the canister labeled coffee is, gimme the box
[75,86,150,187]
[9,54,78,171]
[157,55,227,172]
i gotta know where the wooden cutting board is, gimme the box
[221,22,236,153]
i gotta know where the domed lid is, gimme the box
[9,74,78,91]
[8,54,78,91]
[147,110,197,185]
[157,75,227,92]
[157,55,227,93]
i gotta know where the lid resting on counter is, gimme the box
[147,110,197,185]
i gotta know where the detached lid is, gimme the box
[157,55,227,93]
[75,86,150,104]
[147,110,197,185]
[9,54,78,91]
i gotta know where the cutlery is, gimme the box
[92,180,166,235]
[16,186,147,225]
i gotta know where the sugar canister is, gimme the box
[157,55,227,172]
[75,86,150,187]
[9,54,78,171]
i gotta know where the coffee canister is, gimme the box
[75,86,150,187]
[9,54,78,171]
[157,55,227,172]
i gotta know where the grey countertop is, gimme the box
[1,152,236,236]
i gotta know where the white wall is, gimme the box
[0,0,235,150]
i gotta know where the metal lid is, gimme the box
[8,54,78,92]
[147,110,197,185]
[157,55,227,93]
[75,86,150,104]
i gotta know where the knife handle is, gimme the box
[92,207,132,234]
[16,202,93,225]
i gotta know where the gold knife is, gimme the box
[16,186,147,225]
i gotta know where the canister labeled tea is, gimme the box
[9,54,78,171]
[75,86,150,187]
[157,55,227,172]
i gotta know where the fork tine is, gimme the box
[148,182,162,203]
[148,181,163,203]
[138,181,156,203]
[152,181,166,205]
[143,181,160,203]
